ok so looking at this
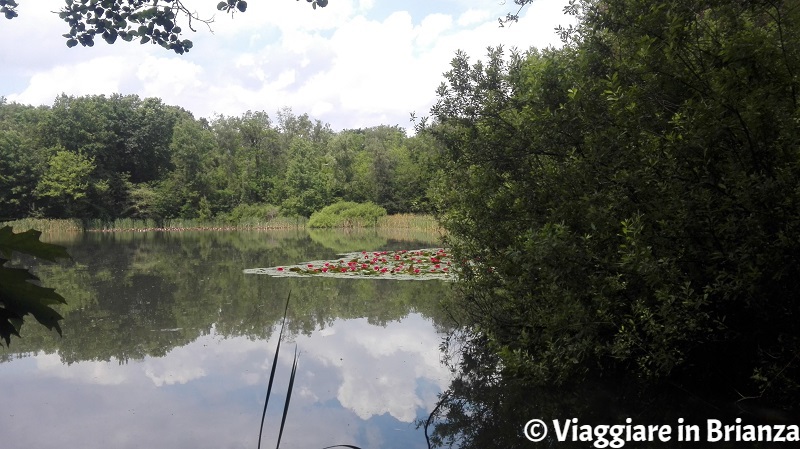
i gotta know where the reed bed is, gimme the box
[2,214,439,234]
[377,214,441,231]
[85,217,307,232]
[1,218,84,233]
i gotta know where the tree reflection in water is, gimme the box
[424,329,799,449]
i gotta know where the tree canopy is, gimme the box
[0,95,438,223]
[425,0,800,413]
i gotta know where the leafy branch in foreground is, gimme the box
[0,0,327,54]
[0,0,18,19]
[0,226,70,346]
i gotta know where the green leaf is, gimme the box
[102,29,117,44]
[236,1,247,13]
[0,261,66,345]
[0,227,70,346]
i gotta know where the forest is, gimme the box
[0,94,439,222]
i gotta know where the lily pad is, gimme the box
[244,248,454,281]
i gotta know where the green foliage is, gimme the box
[221,202,281,224]
[0,103,52,219]
[281,138,333,217]
[0,226,69,345]
[0,0,18,19]
[308,201,387,228]
[427,0,800,406]
[197,195,213,220]
[1,97,441,224]
[34,148,96,217]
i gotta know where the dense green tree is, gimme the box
[154,117,217,218]
[321,127,435,213]
[43,94,183,181]
[2,94,440,222]
[37,94,188,217]
[428,0,800,408]
[281,138,333,217]
[234,110,282,204]
[364,126,400,212]
[0,102,52,218]
[324,129,363,200]
[113,96,183,183]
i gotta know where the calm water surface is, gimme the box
[1,228,452,449]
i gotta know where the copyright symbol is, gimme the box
[523,419,548,442]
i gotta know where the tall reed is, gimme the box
[0,218,83,233]
[377,214,441,231]
[2,214,437,234]
[257,293,363,449]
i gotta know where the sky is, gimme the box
[0,0,576,133]
[3,315,451,448]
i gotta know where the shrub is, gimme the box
[308,201,387,228]
[221,203,281,225]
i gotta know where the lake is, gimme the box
[0,228,453,449]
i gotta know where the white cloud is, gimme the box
[136,56,205,97]
[10,314,450,449]
[144,351,207,387]
[417,13,454,47]
[358,0,375,12]
[298,314,451,422]
[35,352,131,385]
[457,8,491,27]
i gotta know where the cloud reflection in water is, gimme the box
[2,313,448,449]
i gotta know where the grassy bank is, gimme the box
[2,214,440,234]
